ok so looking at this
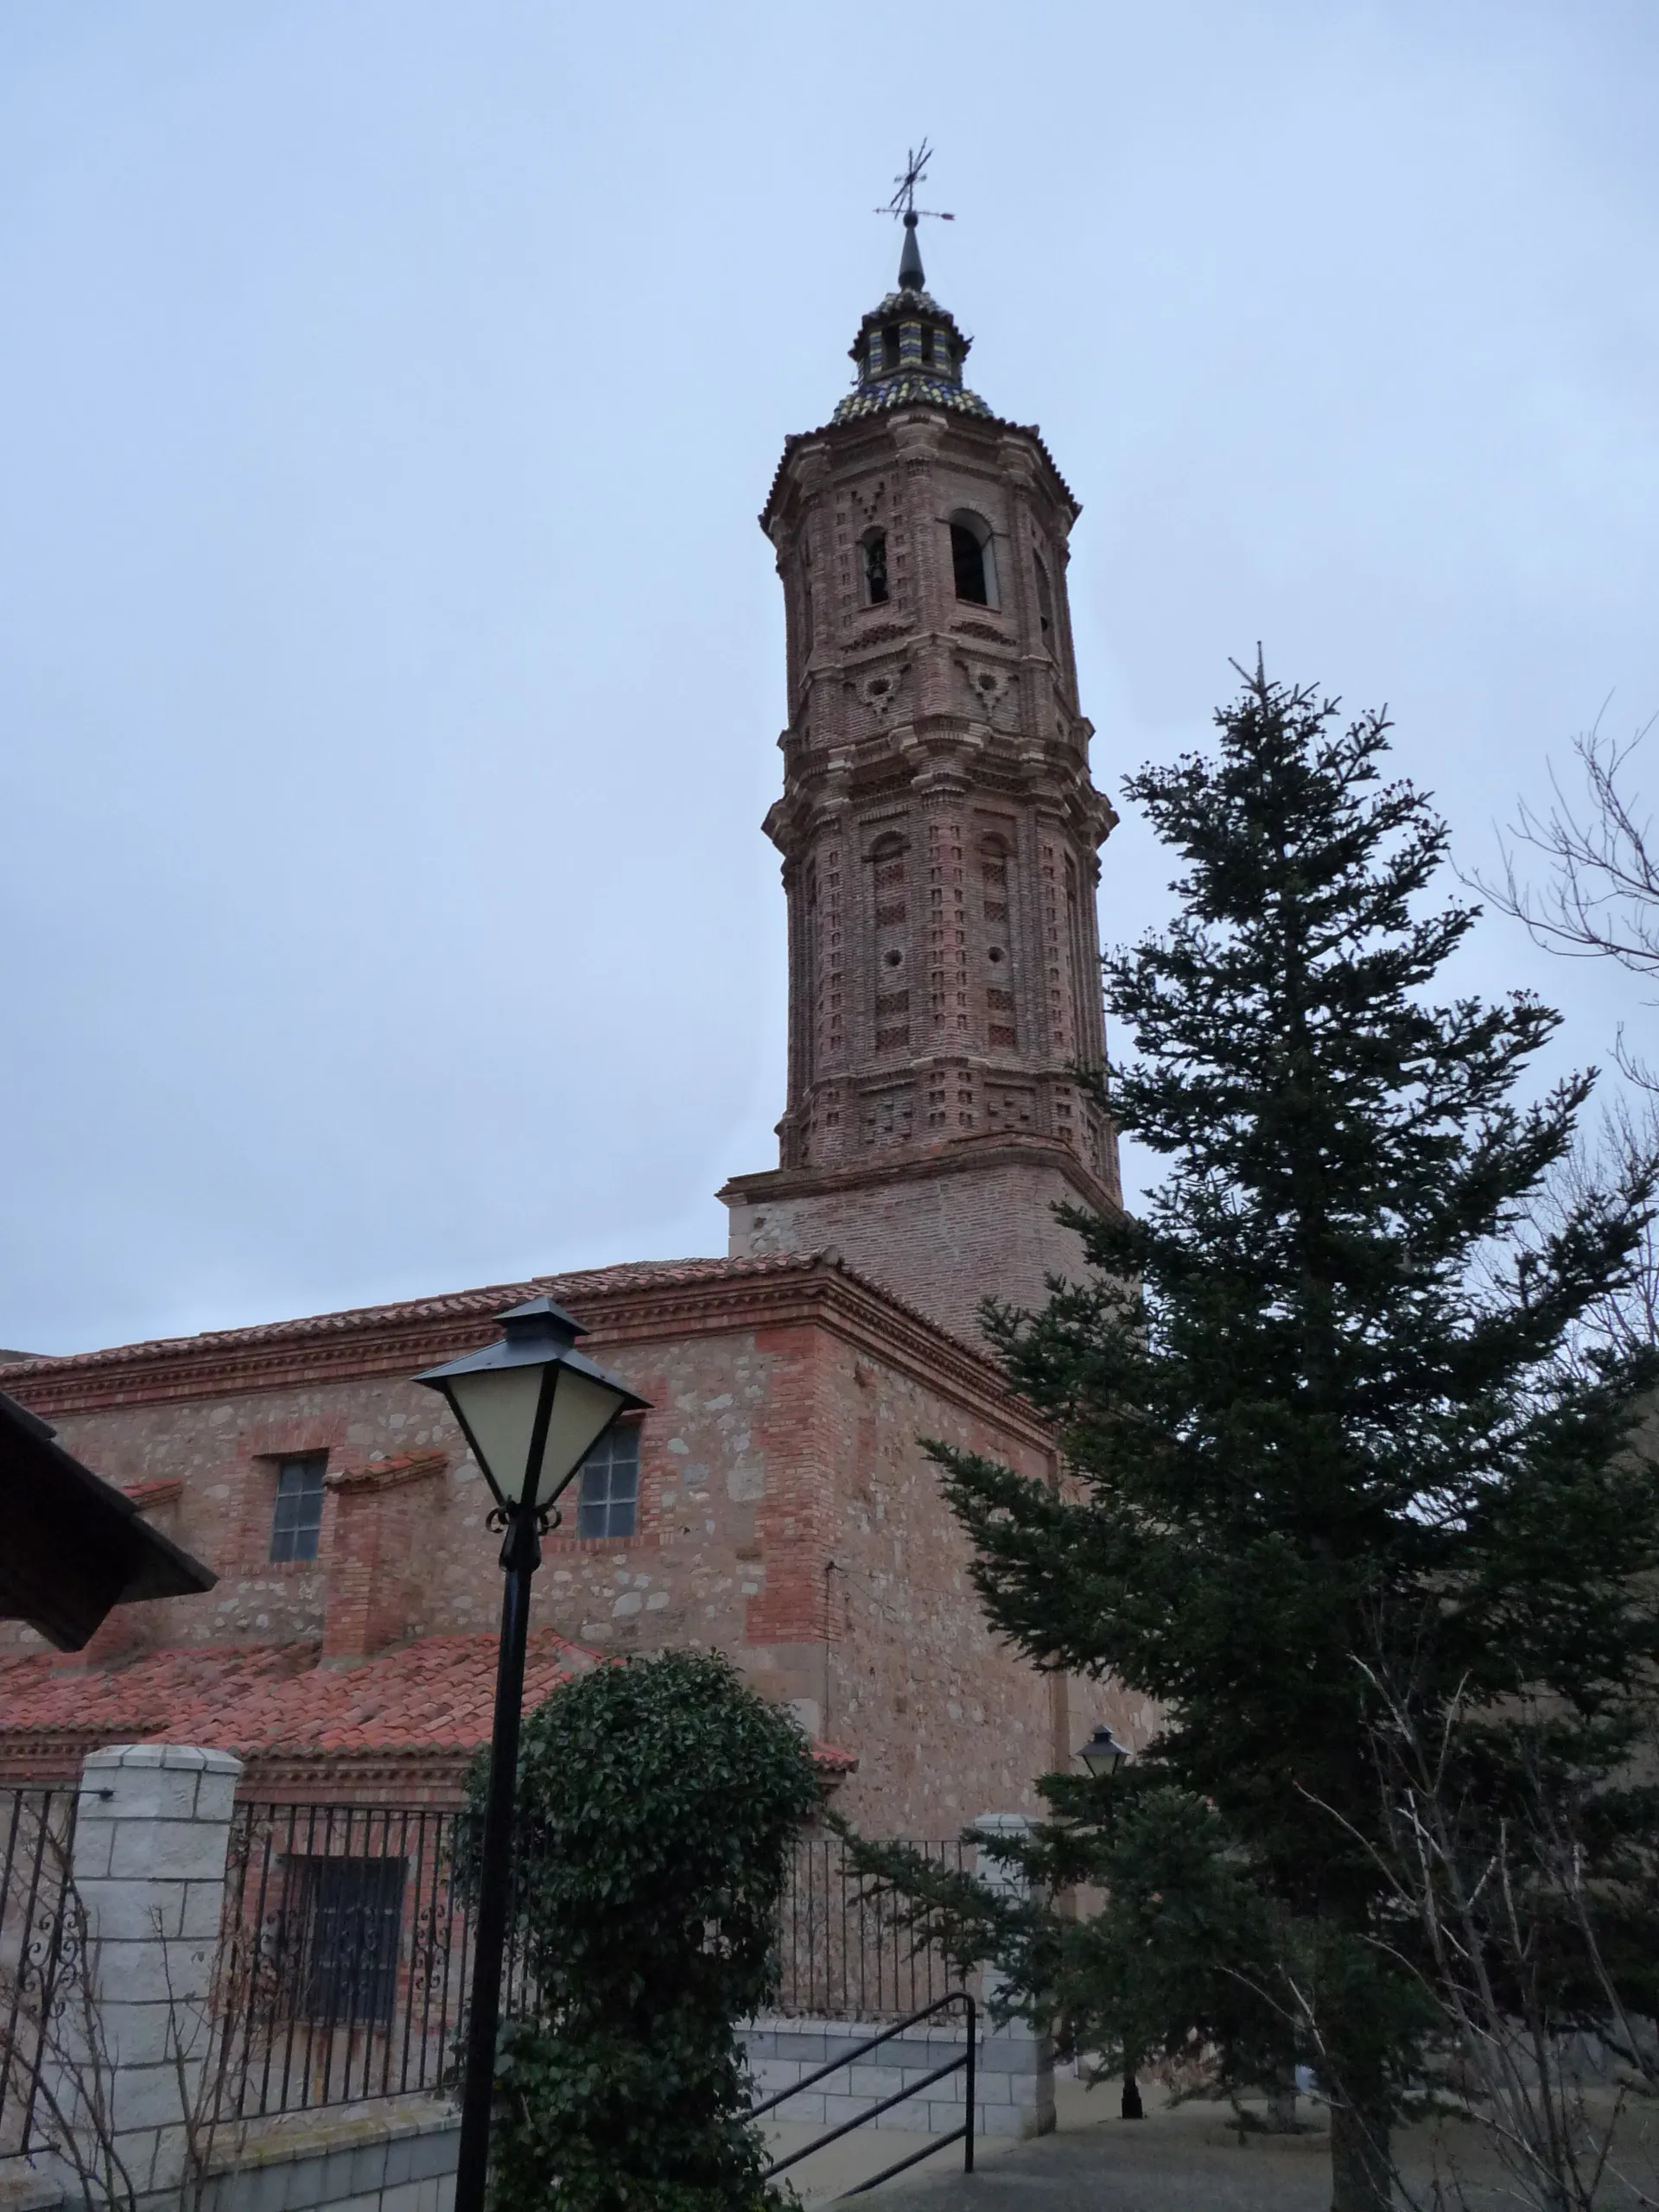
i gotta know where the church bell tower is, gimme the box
[719,198,1122,1343]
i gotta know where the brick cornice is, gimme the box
[3,1256,1052,1449]
[721,1133,1120,1223]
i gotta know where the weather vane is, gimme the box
[874,141,955,228]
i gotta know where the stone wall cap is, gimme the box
[80,1743,245,1774]
[201,2098,460,2176]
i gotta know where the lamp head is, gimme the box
[1078,1725,1132,1780]
[416,1297,649,1516]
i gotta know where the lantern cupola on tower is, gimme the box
[836,212,991,426]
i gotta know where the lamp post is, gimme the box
[1077,1726,1141,2117]
[416,1297,648,2212]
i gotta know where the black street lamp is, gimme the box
[416,1297,649,2212]
[1077,1725,1141,2117]
[1077,1724,1132,1781]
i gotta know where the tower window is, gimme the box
[921,327,935,364]
[1033,554,1054,639]
[949,512,998,608]
[270,1453,327,1562]
[577,1424,640,1541]
[861,531,889,606]
[882,322,901,372]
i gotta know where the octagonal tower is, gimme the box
[719,215,1122,1343]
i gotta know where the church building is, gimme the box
[0,210,1136,1834]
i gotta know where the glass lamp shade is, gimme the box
[1079,1726,1131,1780]
[415,1298,649,1514]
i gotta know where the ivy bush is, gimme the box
[460,1649,821,2212]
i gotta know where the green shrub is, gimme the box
[460,1649,821,2212]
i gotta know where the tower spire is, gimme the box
[840,142,983,425]
[898,210,925,292]
[878,141,952,296]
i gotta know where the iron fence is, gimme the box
[0,1797,975,2136]
[774,1834,975,2019]
[0,1786,79,2157]
[218,1802,503,2120]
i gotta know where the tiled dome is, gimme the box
[829,216,991,425]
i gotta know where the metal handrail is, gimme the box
[755,1988,976,2195]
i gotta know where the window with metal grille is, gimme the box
[577,1425,640,1540]
[288,1855,406,2027]
[269,1454,327,1562]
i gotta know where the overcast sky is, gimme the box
[3,2,1656,1356]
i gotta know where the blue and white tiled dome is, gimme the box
[830,214,991,425]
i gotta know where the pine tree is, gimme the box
[874,670,1659,2212]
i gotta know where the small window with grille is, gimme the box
[269,1454,327,1563]
[288,1854,406,2026]
[577,1425,640,1541]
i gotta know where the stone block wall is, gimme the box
[43,1744,243,2211]
[196,2106,457,2212]
[745,2009,1052,2141]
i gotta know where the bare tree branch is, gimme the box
[1473,717,1659,1001]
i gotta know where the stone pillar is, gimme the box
[975,1814,1056,2138]
[50,1744,243,2209]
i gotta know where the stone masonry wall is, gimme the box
[2,1293,1076,1834]
[727,1151,1099,1351]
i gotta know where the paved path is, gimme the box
[861,2087,1659,2211]
[869,2099,1342,2212]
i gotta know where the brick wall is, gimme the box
[0,1262,1109,1831]
[725,1149,1103,1351]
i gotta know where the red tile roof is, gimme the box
[0,1630,596,1758]
[0,1632,858,1783]
[0,1255,836,1383]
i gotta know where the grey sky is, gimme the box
[3,2,1656,1356]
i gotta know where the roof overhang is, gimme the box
[0,1388,216,1651]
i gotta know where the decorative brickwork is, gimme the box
[721,274,1124,1341]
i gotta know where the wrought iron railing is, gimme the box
[0,1786,79,2156]
[773,1834,973,2019]
[754,1990,978,2193]
[1,1798,972,2134]
[218,1802,496,2120]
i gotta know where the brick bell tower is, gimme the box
[719,200,1122,1344]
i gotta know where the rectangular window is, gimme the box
[576,1425,640,1541]
[269,1454,327,1562]
[286,1855,406,2026]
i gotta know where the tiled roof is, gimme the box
[0,1634,859,1781]
[831,377,990,424]
[0,1254,836,1383]
[0,1630,596,1758]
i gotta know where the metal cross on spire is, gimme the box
[877,141,955,226]
[874,141,953,291]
